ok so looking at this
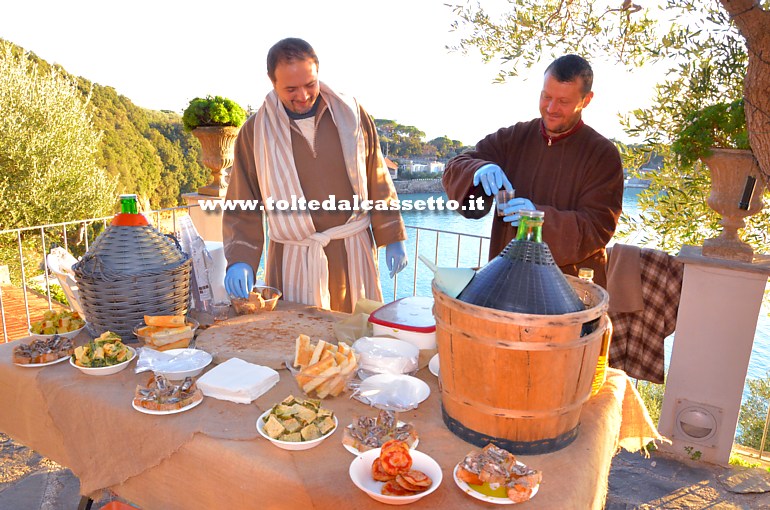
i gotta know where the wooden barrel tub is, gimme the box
[433,276,610,454]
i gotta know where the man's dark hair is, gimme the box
[544,55,593,96]
[267,38,319,82]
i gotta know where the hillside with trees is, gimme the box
[0,39,208,228]
[374,118,471,162]
[1,39,472,233]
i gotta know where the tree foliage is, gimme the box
[449,0,659,82]
[373,118,472,163]
[0,39,210,220]
[81,79,209,209]
[428,136,470,159]
[737,373,770,449]
[0,41,116,230]
[448,0,770,255]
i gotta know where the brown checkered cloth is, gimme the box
[608,247,684,383]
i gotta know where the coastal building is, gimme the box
[384,156,398,179]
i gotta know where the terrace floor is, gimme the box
[0,284,65,343]
[2,433,770,509]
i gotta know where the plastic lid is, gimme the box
[111,213,149,227]
[368,296,436,333]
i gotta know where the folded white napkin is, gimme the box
[196,358,279,404]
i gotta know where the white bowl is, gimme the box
[352,337,419,375]
[370,323,436,351]
[152,348,212,380]
[30,323,86,340]
[349,448,443,505]
[69,346,136,376]
[355,374,431,410]
[428,354,439,377]
[256,409,337,451]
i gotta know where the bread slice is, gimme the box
[147,336,190,352]
[13,342,74,365]
[316,373,347,398]
[301,364,341,393]
[340,350,358,375]
[329,373,349,397]
[136,325,160,337]
[133,380,203,411]
[295,355,336,389]
[456,465,483,486]
[293,334,312,368]
[144,315,186,328]
[12,352,33,365]
[133,387,202,411]
[142,325,192,349]
[314,373,338,399]
[308,339,327,366]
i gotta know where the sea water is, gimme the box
[380,188,770,404]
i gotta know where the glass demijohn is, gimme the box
[456,210,585,315]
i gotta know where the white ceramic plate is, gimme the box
[356,374,430,410]
[256,409,337,451]
[452,464,540,505]
[349,448,442,505]
[342,422,419,456]
[428,354,439,377]
[14,354,71,368]
[69,346,136,376]
[131,396,203,415]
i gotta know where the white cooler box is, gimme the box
[368,296,436,350]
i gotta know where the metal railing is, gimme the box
[385,224,488,301]
[0,206,490,341]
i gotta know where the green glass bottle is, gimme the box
[112,194,147,227]
[457,210,585,315]
[119,194,139,214]
[514,209,544,242]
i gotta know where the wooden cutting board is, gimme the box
[194,301,347,369]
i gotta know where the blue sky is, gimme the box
[1,0,666,145]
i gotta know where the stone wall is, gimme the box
[393,178,444,194]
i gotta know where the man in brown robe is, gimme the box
[443,54,623,288]
[223,38,407,313]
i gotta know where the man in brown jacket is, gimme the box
[223,38,407,313]
[442,54,623,288]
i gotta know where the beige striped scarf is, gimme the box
[252,82,382,309]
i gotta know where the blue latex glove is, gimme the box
[502,198,536,226]
[472,163,513,196]
[224,262,254,299]
[385,241,408,279]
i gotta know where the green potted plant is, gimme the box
[671,99,749,167]
[182,95,247,132]
[671,98,764,262]
[183,96,247,197]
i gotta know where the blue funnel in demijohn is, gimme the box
[419,255,475,299]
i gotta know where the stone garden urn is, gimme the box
[192,125,240,197]
[701,148,766,262]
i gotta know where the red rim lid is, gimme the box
[368,296,435,333]
[111,213,149,227]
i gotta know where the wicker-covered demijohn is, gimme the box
[73,223,191,340]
